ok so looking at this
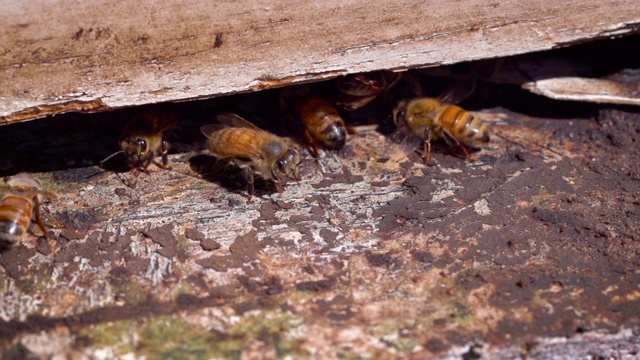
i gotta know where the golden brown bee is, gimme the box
[201,113,300,201]
[281,86,349,157]
[336,71,402,110]
[101,112,175,171]
[392,84,489,165]
[295,96,349,157]
[0,174,58,247]
[120,112,176,170]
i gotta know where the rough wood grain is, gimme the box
[2,0,640,123]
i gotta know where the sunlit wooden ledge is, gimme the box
[1,0,639,124]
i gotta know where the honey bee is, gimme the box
[336,71,402,110]
[281,86,349,157]
[392,83,489,165]
[101,111,175,171]
[201,113,300,201]
[0,173,59,247]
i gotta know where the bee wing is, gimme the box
[200,124,227,139]
[388,127,424,157]
[437,81,477,105]
[338,71,399,96]
[201,123,266,160]
[336,94,378,111]
[382,71,403,92]
[337,74,372,96]
[216,112,262,130]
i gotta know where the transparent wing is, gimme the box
[389,127,424,157]
[216,112,262,130]
[437,81,477,104]
[200,124,227,139]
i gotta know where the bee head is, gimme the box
[274,148,300,181]
[392,100,409,125]
[120,135,150,166]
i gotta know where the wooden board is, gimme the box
[2,0,640,124]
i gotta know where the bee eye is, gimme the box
[137,139,147,152]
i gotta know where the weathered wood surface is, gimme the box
[1,81,639,357]
[2,0,640,123]
[523,74,640,105]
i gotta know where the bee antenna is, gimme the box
[85,171,103,180]
[99,151,125,166]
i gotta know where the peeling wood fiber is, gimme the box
[1,0,640,123]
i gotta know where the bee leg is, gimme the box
[422,128,433,166]
[35,191,64,229]
[244,168,255,202]
[442,129,476,162]
[137,154,151,174]
[459,145,475,162]
[345,123,356,135]
[303,130,320,158]
[223,158,235,171]
[137,153,144,168]
[32,197,50,237]
[159,138,173,170]
[42,205,63,229]
[152,160,171,170]
[288,168,301,190]
[273,180,284,195]
[292,166,301,182]
[270,169,285,194]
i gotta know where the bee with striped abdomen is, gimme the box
[0,173,59,247]
[201,113,300,201]
[392,83,489,165]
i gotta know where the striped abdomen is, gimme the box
[0,195,34,246]
[435,104,490,147]
[206,127,271,161]
[297,97,347,149]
